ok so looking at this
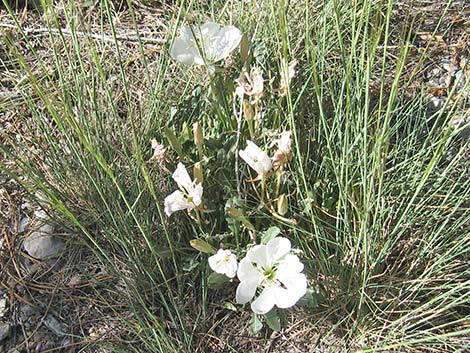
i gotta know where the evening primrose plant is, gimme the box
[4,0,467,351]
[163,21,309,331]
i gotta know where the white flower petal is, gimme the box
[277,131,292,153]
[170,38,197,65]
[239,140,272,175]
[209,25,242,62]
[236,277,259,304]
[238,149,253,167]
[237,256,260,282]
[171,22,241,67]
[272,285,304,309]
[200,22,220,38]
[278,273,308,298]
[191,183,203,206]
[266,237,291,263]
[276,254,304,278]
[251,287,276,314]
[172,163,193,192]
[164,190,193,216]
[170,26,202,65]
[247,244,270,268]
[223,260,238,278]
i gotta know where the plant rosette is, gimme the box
[236,237,307,314]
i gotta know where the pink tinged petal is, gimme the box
[172,163,193,192]
[164,190,194,217]
[237,257,260,282]
[236,277,259,304]
[247,244,270,268]
[276,254,304,278]
[266,237,291,263]
[250,287,276,314]
[278,131,292,153]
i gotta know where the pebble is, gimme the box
[23,223,65,260]
[44,315,67,337]
[0,323,11,342]
[18,216,30,233]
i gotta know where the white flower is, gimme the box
[236,237,307,314]
[277,131,291,153]
[164,163,203,217]
[273,131,292,167]
[235,67,264,104]
[151,138,167,161]
[170,22,242,70]
[279,59,297,96]
[208,249,238,278]
[239,140,272,176]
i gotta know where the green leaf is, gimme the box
[278,309,288,327]
[164,127,183,158]
[222,302,238,312]
[207,272,230,289]
[182,257,199,272]
[181,122,192,143]
[261,227,281,244]
[264,309,281,331]
[226,207,255,231]
[297,287,319,308]
[249,313,263,335]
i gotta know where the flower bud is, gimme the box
[193,162,204,184]
[243,100,254,121]
[277,194,288,216]
[193,122,204,159]
[190,239,216,254]
[193,122,203,146]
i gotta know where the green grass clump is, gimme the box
[1,0,468,351]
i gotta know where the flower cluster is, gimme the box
[163,22,307,319]
[208,237,307,315]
